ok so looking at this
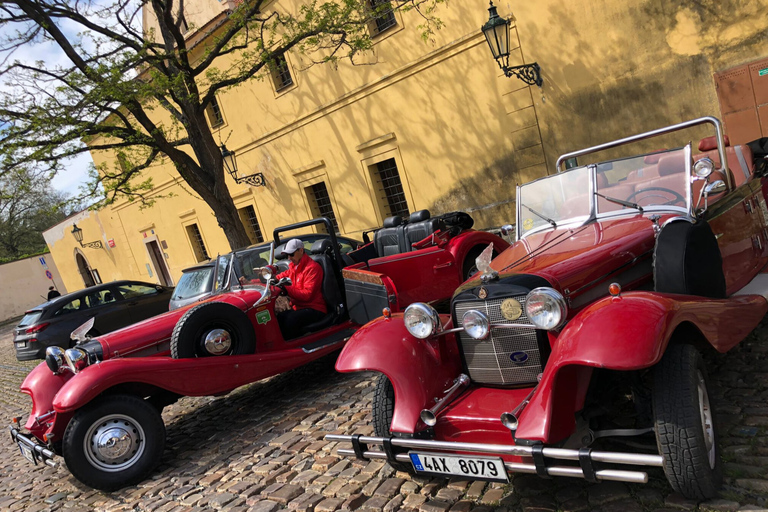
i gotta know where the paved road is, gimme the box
[1,321,768,512]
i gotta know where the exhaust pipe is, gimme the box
[500,384,538,431]
[420,374,470,426]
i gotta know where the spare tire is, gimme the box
[653,220,725,298]
[171,302,256,358]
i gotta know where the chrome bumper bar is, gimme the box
[9,426,58,468]
[326,434,663,484]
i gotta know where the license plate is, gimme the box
[15,342,26,348]
[18,441,36,465]
[409,452,508,482]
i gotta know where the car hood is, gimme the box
[458,215,660,308]
[95,290,262,359]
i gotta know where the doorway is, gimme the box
[75,252,95,287]
[145,239,173,286]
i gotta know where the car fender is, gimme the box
[51,340,346,413]
[446,231,510,271]
[21,362,72,431]
[515,290,768,443]
[335,314,463,433]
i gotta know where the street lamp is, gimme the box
[71,224,103,249]
[220,143,265,187]
[481,1,543,87]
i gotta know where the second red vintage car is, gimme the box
[329,117,768,500]
[9,214,508,490]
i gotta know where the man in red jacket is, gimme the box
[273,238,327,339]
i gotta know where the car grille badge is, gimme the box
[500,299,522,320]
[478,287,488,299]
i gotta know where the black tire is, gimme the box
[372,374,415,474]
[462,246,493,281]
[62,394,166,491]
[653,344,722,500]
[171,302,256,358]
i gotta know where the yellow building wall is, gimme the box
[48,0,768,290]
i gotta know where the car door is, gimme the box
[705,177,768,294]
[115,282,169,326]
[86,287,125,335]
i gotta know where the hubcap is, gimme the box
[203,328,232,355]
[697,370,716,469]
[84,414,145,472]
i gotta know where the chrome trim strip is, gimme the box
[301,338,347,354]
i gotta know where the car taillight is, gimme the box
[25,323,50,334]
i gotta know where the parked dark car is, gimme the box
[168,234,362,310]
[13,280,173,361]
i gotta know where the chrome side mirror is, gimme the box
[704,180,726,195]
[500,224,514,237]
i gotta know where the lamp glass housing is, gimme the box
[221,144,237,179]
[482,3,510,61]
[71,224,84,243]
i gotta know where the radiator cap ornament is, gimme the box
[478,287,488,299]
[476,243,499,283]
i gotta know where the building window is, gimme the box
[206,96,224,127]
[368,0,397,36]
[179,12,189,34]
[271,55,294,92]
[371,158,409,219]
[306,182,339,233]
[185,223,210,262]
[238,205,264,245]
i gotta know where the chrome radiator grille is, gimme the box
[454,296,542,386]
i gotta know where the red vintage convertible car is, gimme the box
[9,215,507,490]
[328,117,768,500]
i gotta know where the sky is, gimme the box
[1,3,127,199]
[50,153,94,197]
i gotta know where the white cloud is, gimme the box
[50,153,94,197]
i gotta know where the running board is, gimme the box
[326,434,663,484]
[301,328,355,353]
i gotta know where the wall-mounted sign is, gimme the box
[760,68,768,77]
[108,239,116,248]
[39,256,48,269]
[143,232,147,238]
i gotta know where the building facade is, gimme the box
[45,0,768,292]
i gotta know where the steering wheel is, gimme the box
[625,186,685,206]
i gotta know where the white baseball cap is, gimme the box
[282,238,304,255]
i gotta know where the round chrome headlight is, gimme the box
[65,347,88,372]
[525,288,568,330]
[462,310,490,339]
[260,266,274,282]
[693,157,714,178]
[45,346,64,374]
[403,303,441,339]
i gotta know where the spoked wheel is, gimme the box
[372,374,416,474]
[171,302,256,358]
[62,394,165,491]
[653,344,722,500]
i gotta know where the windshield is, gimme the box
[517,165,591,237]
[595,147,689,215]
[232,243,274,288]
[172,267,214,301]
[517,147,691,238]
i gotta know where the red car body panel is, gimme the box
[357,230,509,309]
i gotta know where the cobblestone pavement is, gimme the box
[2,320,768,512]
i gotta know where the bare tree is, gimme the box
[0,0,443,250]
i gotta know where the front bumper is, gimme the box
[9,426,58,468]
[326,434,663,484]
